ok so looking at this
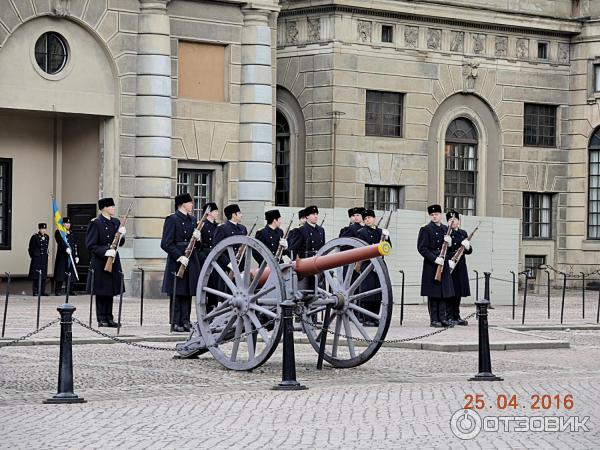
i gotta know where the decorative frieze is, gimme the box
[358,20,372,43]
[450,31,464,52]
[405,26,418,48]
[495,36,508,57]
[427,28,441,50]
[307,18,320,42]
[472,33,486,55]
[516,38,529,59]
[558,43,569,64]
[287,21,298,45]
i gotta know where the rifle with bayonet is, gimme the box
[434,219,454,282]
[319,213,327,227]
[105,202,133,273]
[275,217,294,261]
[176,205,212,278]
[229,217,258,278]
[379,210,393,243]
[449,222,481,274]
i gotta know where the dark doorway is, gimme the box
[67,203,96,291]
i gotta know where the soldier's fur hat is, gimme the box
[304,205,319,216]
[224,204,241,219]
[38,223,47,229]
[298,208,307,220]
[363,209,376,218]
[265,209,281,224]
[446,210,460,221]
[427,204,442,215]
[202,202,218,212]
[175,193,193,207]
[98,197,115,210]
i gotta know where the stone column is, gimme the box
[238,6,274,221]
[134,0,172,260]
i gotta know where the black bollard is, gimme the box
[117,271,124,335]
[468,279,503,382]
[521,272,529,325]
[399,269,405,326]
[65,272,71,304]
[581,272,586,320]
[272,300,307,390]
[474,270,479,301]
[545,270,551,319]
[316,304,332,370]
[596,288,600,324]
[484,272,491,302]
[88,269,95,326]
[36,270,42,329]
[510,271,516,320]
[170,272,177,332]
[43,304,86,404]
[139,268,145,326]
[2,273,10,338]
[560,273,567,325]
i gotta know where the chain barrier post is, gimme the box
[139,268,145,327]
[545,270,551,319]
[88,269,95,326]
[170,272,177,333]
[484,272,491,302]
[36,270,42,329]
[473,270,479,301]
[2,273,10,338]
[65,272,71,304]
[272,300,307,391]
[117,271,124,335]
[510,270,516,320]
[468,281,503,382]
[581,272,586,320]
[521,271,529,325]
[316,304,332,370]
[43,304,86,404]
[596,287,600,324]
[399,270,405,326]
[560,273,567,325]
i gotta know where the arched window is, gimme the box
[444,118,478,216]
[276,112,291,206]
[589,128,600,239]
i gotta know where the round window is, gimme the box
[34,32,68,75]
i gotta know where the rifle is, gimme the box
[379,211,393,243]
[176,205,212,278]
[319,213,327,227]
[104,202,134,273]
[229,217,258,278]
[450,222,481,274]
[275,217,294,261]
[434,220,454,282]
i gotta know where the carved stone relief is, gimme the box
[495,36,508,57]
[517,38,529,59]
[307,18,321,42]
[463,62,479,92]
[51,0,70,16]
[472,33,486,55]
[358,20,372,43]
[405,26,418,48]
[450,31,464,52]
[427,29,441,50]
[287,21,298,45]
[558,43,569,64]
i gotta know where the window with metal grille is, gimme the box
[276,111,290,206]
[537,42,548,59]
[444,118,478,216]
[35,32,68,75]
[524,255,546,279]
[176,169,212,218]
[0,159,11,249]
[381,25,393,43]
[365,90,403,137]
[364,185,403,211]
[524,103,557,147]
[523,193,553,238]
[588,128,600,239]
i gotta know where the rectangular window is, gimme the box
[365,90,404,137]
[524,255,546,279]
[523,193,553,239]
[0,158,11,249]
[594,64,600,92]
[177,169,213,218]
[589,148,600,239]
[537,42,548,59]
[444,143,477,216]
[524,103,557,148]
[381,25,394,43]
[178,41,226,102]
[364,185,403,211]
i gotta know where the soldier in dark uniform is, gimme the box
[446,210,472,326]
[28,223,50,296]
[53,217,78,296]
[356,210,391,326]
[198,202,219,312]
[160,193,202,332]
[213,204,248,273]
[254,209,288,264]
[339,207,365,238]
[288,205,325,259]
[417,204,455,328]
[85,198,126,327]
[286,208,306,254]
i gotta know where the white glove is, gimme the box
[227,262,233,271]
[448,260,456,270]
[177,255,189,266]
[435,257,444,266]
[461,239,471,250]
[282,255,292,264]
[66,248,72,255]
[444,235,452,245]
[192,229,201,240]
[118,227,126,236]
[105,249,117,258]
[382,229,389,237]
[75,257,80,264]
[279,238,288,249]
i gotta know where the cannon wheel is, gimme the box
[301,237,393,368]
[196,235,284,371]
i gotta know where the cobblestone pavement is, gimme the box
[0,293,599,448]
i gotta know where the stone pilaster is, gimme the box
[238,6,274,221]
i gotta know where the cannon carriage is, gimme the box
[176,235,393,371]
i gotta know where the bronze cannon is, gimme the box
[176,236,393,371]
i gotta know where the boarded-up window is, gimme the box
[178,41,226,102]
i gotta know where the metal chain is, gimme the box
[298,311,477,345]
[0,318,60,349]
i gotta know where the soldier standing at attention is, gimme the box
[198,202,219,312]
[254,209,288,263]
[339,207,365,238]
[288,205,325,259]
[28,223,50,296]
[446,210,472,326]
[160,193,202,332]
[417,204,455,328]
[213,204,248,277]
[86,198,126,327]
[287,208,306,251]
[53,217,78,296]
